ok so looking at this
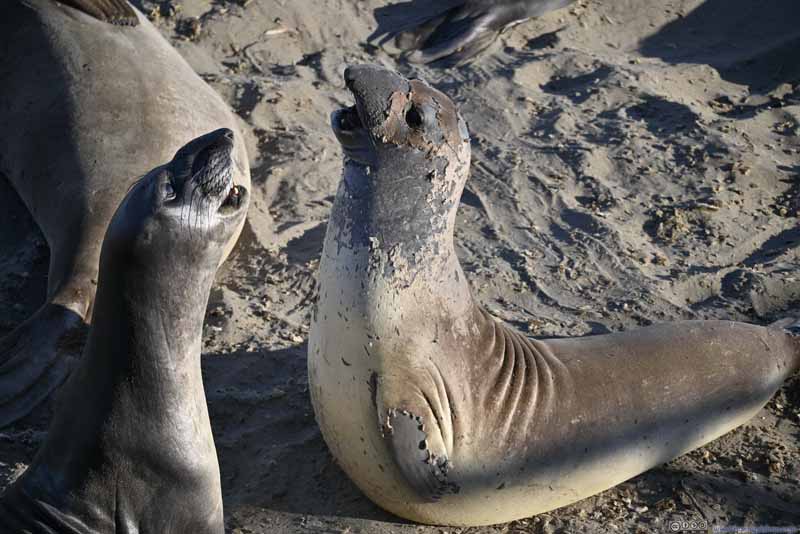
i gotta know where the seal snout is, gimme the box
[332,65,415,165]
[170,129,247,216]
[342,65,410,126]
[190,128,234,178]
[343,64,407,93]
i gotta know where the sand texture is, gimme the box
[1,0,799,531]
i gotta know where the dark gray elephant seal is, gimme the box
[0,0,250,426]
[0,129,248,533]
[373,0,575,65]
[308,64,800,526]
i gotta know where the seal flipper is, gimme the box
[394,0,575,65]
[398,5,502,65]
[52,0,139,26]
[0,303,85,428]
[384,410,460,501]
[770,316,800,336]
[0,483,90,533]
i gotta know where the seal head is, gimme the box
[331,65,470,260]
[112,127,248,252]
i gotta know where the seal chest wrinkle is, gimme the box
[308,64,800,527]
[0,0,250,426]
[0,129,249,533]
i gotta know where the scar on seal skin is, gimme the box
[309,64,800,527]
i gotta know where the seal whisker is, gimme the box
[188,181,204,239]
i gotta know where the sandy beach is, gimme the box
[1,0,799,531]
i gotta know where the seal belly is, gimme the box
[310,238,411,505]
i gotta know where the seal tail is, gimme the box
[0,303,86,428]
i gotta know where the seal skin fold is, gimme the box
[308,64,800,526]
[0,0,250,427]
[0,129,249,533]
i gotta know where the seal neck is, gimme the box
[325,150,474,322]
[28,248,220,492]
[330,141,467,258]
[87,254,215,416]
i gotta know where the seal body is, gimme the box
[0,129,249,533]
[308,65,800,526]
[0,0,250,426]
[375,0,575,65]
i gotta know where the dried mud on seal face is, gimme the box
[1,0,799,532]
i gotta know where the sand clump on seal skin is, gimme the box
[0,0,251,427]
[0,129,249,533]
[308,64,800,527]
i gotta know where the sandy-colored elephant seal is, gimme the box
[308,64,800,526]
[0,0,250,426]
[0,129,248,533]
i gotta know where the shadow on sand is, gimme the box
[203,345,398,526]
[639,0,800,92]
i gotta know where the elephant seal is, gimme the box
[373,0,575,65]
[308,64,800,526]
[0,129,248,533]
[0,0,250,426]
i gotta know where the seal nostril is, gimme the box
[405,106,423,129]
[223,129,234,141]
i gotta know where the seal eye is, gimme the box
[405,106,423,129]
[162,180,176,201]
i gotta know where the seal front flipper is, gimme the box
[50,0,139,25]
[396,3,508,65]
[391,0,575,65]
[384,409,459,502]
[0,303,86,428]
